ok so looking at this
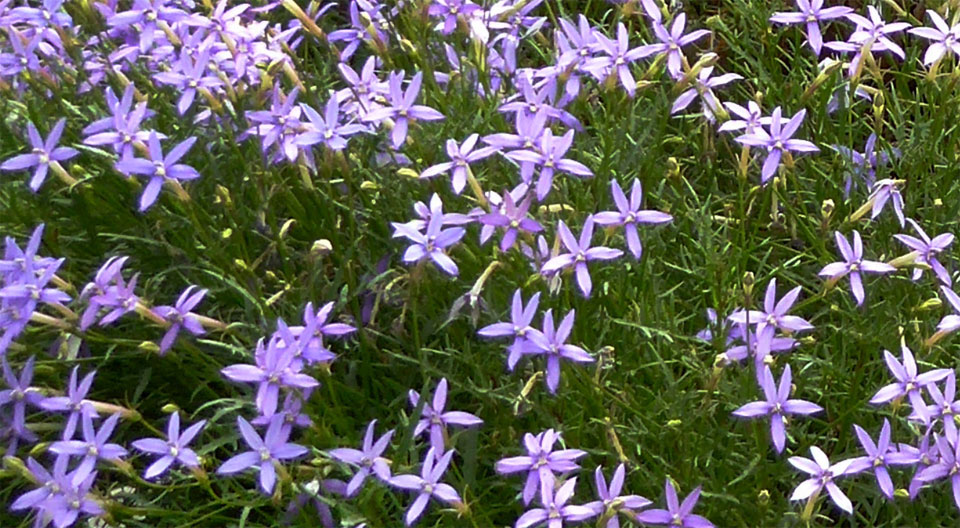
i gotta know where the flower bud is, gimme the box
[758,489,770,505]
[742,271,755,298]
[161,403,180,414]
[311,239,333,259]
[139,341,161,354]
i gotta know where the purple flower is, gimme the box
[909,11,960,65]
[695,308,745,345]
[428,0,482,35]
[788,446,855,514]
[328,419,394,497]
[218,415,309,495]
[732,364,823,453]
[735,107,819,184]
[152,285,207,354]
[845,6,912,61]
[221,338,320,418]
[727,279,813,360]
[11,454,71,516]
[477,186,543,252]
[11,456,102,528]
[410,378,483,454]
[671,66,742,121]
[718,101,769,134]
[80,258,139,330]
[936,286,960,339]
[869,344,950,419]
[83,85,160,161]
[832,133,898,196]
[107,0,194,52]
[818,230,896,306]
[643,12,711,79]
[593,179,673,260]
[495,428,586,505]
[583,23,657,97]
[583,464,652,527]
[845,419,916,499]
[769,0,853,55]
[913,428,960,508]
[868,179,905,227]
[1,119,78,192]
[295,97,366,152]
[286,301,356,365]
[115,132,200,211]
[505,128,592,201]
[131,413,206,479]
[894,219,954,286]
[635,479,713,528]
[39,366,98,441]
[152,49,222,115]
[420,134,498,194]
[516,476,595,528]
[719,325,798,370]
[49,413,128,486]
[362,71,445,149]
[389,448,462,526]
[541,217,623,298]
[926,371,960,431]
[0,356,43,449]
[524,309,594,393]
[478,289,540,370]
[392,202,466,276]
[497,76,582,132]
[245,85,303,162]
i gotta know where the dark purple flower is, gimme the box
[409,378,483,453]
[131,412,205,479]
[732,364,822,453]
[735,107,819,184]
[39,366,98,440]
[818,230,895,306]
[542,217,623,298]
[49,413,128,486]
[895,219,954,286]
[635,479,713,527]
[114,132,200,211]
[495,428,586,505]
[769,0,854,55]
[1,119,78,192]
[152,285,207,354]
[328,419,394,497]
[218,415,309,495]
[593,179,672,260]
[389,448,462,526]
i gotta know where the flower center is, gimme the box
[259,448,271,461]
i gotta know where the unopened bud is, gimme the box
[311,239,333,258]
[742,271,755,298]
[666,419,682,428]
[214,184,232,207]
[139,341,161,354]
[758,489,770,505]
[894,488,910,499]
[918,297,943,311]
[161,403,180,414]
[821,199,835,220]
[666,157,680,179]
[278,219,296,239]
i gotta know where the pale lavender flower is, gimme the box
[869,179,905,227]
[0,356,42,449]
[295,97,366,152]
[832,133,898,196]
[541,217,623,298]
[114,132,200,211]
[769,0,853,55]
[478,289,541,370]
[909,11,960,65]
[389,448,462,526]
[844,419,916,499]
[894,219,954,286]
[220,338,320,418]
[131,413,205,479]
[328,419,394,497]
[912,428,960,509]
[420,134,498,194]
[936,286,960,338]
[409,378,483,453]
[392,205,466,276]
[218,415,309,495]
[516,476,596,528]
[734,107,819,184]
[732,364,823,454]
[476,185,543,252]
[428,0,482,35]
[671,66,742,121]
[788,446,855,514]
[495,428,586,505]
[818,230,895,306]
[592,179,672,260]
[635,479,713,528]
[1,119,78,192]
[845,6,912,61]
[583,23,657,97]
[504,128,593,201]
[583,464,652,527]
[152,49,222,115]
[524,309,594,393]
